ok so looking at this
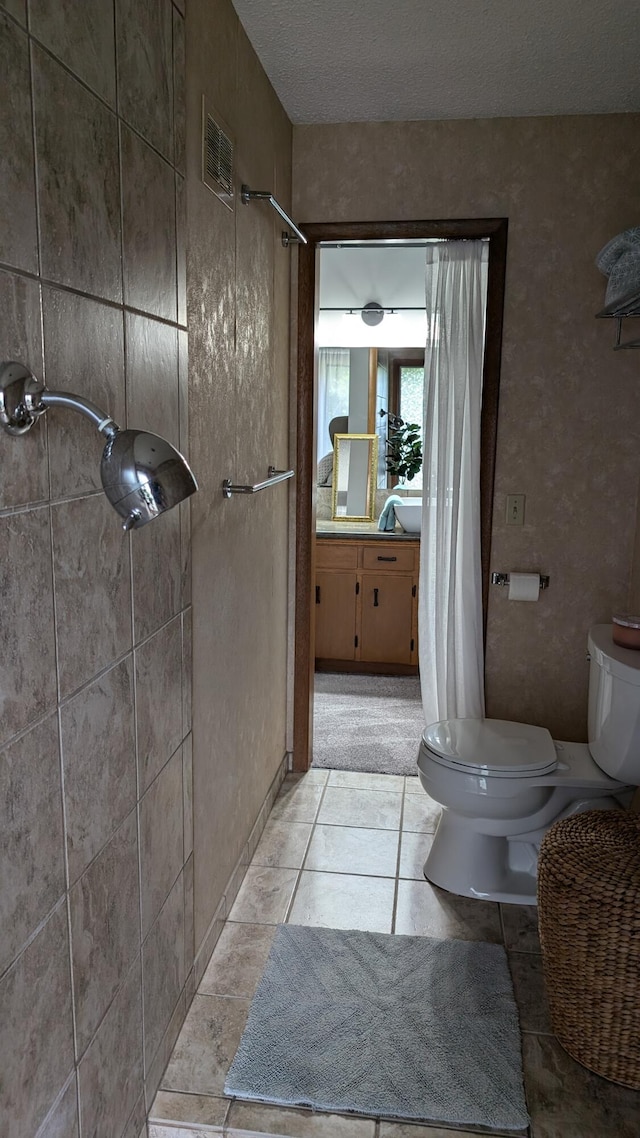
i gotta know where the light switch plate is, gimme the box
[506,494,525,526]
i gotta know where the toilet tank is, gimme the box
[588,624,640,781]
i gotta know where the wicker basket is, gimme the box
[537,809,640,1089]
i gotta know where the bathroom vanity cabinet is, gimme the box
[315,538,419,672]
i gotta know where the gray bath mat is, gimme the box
[225,924,529,1132]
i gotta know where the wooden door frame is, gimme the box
[293,218,509,772]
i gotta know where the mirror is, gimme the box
[331,433,378,521]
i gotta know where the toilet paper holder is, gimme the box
[491,572,549,589]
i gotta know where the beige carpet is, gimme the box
[312,672,425,776]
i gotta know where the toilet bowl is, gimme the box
[417,625,638,905]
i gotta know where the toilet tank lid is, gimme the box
[589,624,640,683]
[423,718,558,774]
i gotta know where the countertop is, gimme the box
[316,521,419,541]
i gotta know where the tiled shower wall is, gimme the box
[0,1,193,1134]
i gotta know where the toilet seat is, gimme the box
[422,718,559,779]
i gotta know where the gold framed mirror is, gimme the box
[331,433,379,521]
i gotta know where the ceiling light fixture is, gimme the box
[360,301,385,327]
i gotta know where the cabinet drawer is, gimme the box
[362,544,417,573]
[316,541,359,570]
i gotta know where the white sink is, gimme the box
[394,497,422,533]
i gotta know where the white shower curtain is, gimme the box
[419,241,489,726]
[316,348,350,461]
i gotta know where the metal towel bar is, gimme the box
[222,466,294,498]
[240,184,308,248]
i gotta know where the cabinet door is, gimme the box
[359,575,414,664]
[315,571,357,660]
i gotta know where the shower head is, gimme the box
[0,361,197,530]
[100,427,197,530]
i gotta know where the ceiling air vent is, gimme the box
[202,99,234,210]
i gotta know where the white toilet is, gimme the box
[417,625,638,905]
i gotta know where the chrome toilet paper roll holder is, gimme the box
[491,572,549,589]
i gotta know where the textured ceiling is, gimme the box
[231,0,640,124]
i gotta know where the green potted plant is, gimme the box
[380,410,423,483]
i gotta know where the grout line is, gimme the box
[281,774,330,922]
[0,890,66,984]
[498,903,507,949]
[28,27,178,173]
[33,1070,78,1138]
[286,864,399,881]
[0,261,188,333]
[27,35,42,281]
[0,607,189,755]
[391,783,407,934]
[57,712,80,1065]
[0,489,103,520]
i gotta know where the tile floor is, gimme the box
[150,770,640,1138]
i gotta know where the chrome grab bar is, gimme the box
[222,466,294,499]
[240,184,308,247]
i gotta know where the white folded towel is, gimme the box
[378,495,403,532]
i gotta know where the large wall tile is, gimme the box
[0,269,48,509]
[135,616,183,792]
[70,810,140,1055]
[139,744,184,935]
[32,46,121,301]
[39,1075,79,1138]
[125,312,180,448]
[43,288,125,499]
[61,656,136,883]
[182,606,192,737]
[78,955,144,1138]
[1,0,26,23]
[184,850,194,973]
[116,0,173,161]
[176,173,187,325]
[0,902,74,1138]
[144,986,186,1109]
[123,1093,147,1138]
[0,507,56,745]
[180,498,192,608]
[0,713,64,975]
[132,504,182,644]
[29,0,117,106]
[52,494,132,698]
[143,870,185,1071]
[173,8,185,173]
[121,126,177,321]
[183,731,193,860]
[0,14,37,271]
[178,327,189,458]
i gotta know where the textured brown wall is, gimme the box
[293,116,640,740]
[187,0,292,948]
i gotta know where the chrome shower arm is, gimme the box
[1,360,197,530]
[38,390,119,438]
[0,362,118,438]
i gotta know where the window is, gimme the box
[387,352,425,489]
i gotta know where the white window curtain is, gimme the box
[419,241,489,726]
[317,348,350,461]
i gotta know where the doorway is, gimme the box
[293,220,508,772]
